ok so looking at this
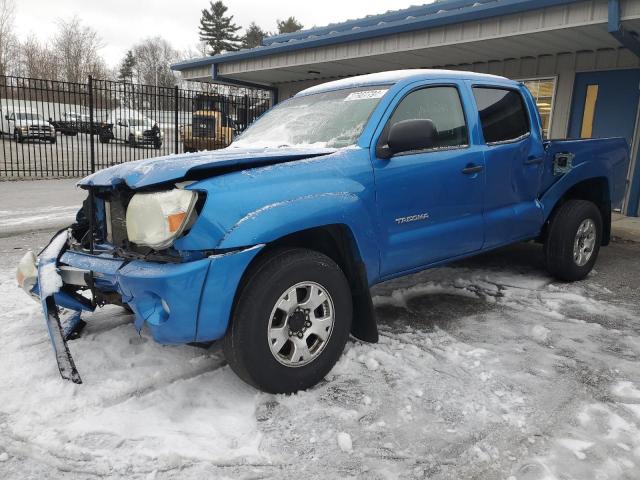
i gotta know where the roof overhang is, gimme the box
[173,0,640,85]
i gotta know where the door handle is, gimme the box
[462,164,484,175]
[524,156,543,165]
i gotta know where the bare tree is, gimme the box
[18,35,59,79]
[131,36,179,88]
[0,0,17,76]
[53,16,107,82]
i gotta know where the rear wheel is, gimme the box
[223,248,353,393]
[544,199,602,281]
[14,129,23,143]
[128,134,137,148]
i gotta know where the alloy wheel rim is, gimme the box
[573,218,596,267]
[267,281,335,367]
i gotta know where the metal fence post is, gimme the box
[88,75,96,173]
[244,94,250,131]
[174,85,179,154]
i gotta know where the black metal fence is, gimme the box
[0,75,272,179]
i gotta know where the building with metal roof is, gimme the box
[172,0,640,215]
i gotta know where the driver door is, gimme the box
[372,83,486,277]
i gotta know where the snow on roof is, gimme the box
[295,69,513,96]
[171,0,576,71]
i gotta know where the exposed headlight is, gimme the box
[16,251,38,297]
[125,189,198,249]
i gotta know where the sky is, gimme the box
[13,0,429,68]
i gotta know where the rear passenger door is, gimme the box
[372,83,486,277]
[472,86,545,247]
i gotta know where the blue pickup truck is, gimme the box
[17,70,629,393]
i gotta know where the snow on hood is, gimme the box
[78,146,338,189]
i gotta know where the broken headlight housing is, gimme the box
[125,189,198,249]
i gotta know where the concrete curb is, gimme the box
[612,214,640,243]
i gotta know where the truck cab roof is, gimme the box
[296,69,517,97]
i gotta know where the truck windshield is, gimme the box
[232,86,389,149]
[16,113,44,121]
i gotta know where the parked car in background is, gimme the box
[1,111,56,143]
[99,110,163,149]
[49,112,81,136]
[18,70,629,393]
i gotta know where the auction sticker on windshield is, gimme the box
[344,89,388,101]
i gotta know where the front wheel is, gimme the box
[128,134,137,148]
[223,248,353,393]
[544,199,602,282]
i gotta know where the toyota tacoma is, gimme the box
[17,70,629,393]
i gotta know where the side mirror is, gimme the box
[386,119,437,157]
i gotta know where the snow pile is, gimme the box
[336,432,353,453]
[37,230,69,298]
[1,240,639,478]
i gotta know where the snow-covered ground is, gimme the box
[0,234,639,479]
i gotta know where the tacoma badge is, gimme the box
[395,213,430,225]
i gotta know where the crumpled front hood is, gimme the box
[77,146,338,189]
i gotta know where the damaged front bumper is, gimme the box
[17,230,264,383]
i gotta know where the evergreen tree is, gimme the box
[198,1,241,55]
[118,50,136,82]
[241,22,267,49]
[276,17,303,34]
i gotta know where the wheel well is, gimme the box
[543,177,611,246]
[249,225,378,343]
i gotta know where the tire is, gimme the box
[154,141,162,150]
[14,130,22,143]
[544,199,602,282]
[224,248,353,393]
[128,134,137,148]
[49,136,56,144]
[99,135,110,144]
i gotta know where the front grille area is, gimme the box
[28,125,52,133]
[101,189,133,249]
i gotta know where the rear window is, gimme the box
[473,87,529,144]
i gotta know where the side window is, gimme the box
[473,87,530,143]
[387,86,469,150]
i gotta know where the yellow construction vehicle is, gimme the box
[180,95,236,152]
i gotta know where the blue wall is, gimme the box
[569,69,640,215]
